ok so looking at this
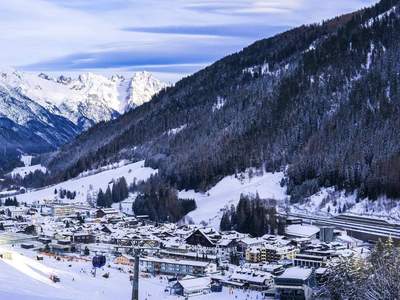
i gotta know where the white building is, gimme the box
[6,206,28,218]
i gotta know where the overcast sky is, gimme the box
[0,0,377,82]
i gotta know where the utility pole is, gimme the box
[119,239,157,300]
[131,248,141,300]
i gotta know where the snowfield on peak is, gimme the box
[0,69,167,128]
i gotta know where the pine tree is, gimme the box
[105,186,113,207]
[97,189,105,207]
[220,210,231,231]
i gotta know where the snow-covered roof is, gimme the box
[141,257,211,268]
[278,267,313,281]
[231,268,272,284]
[286,224,320,238]
[178,277,211,291]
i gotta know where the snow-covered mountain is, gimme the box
[0,69,167,129]
[115,71,168,110]
[0,69,166,167]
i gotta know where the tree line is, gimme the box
[132,175,196,222]
[96,177,129,207]
[55,188,76,200]
[0,197,19,206]
[220,194,285,237]
[321,237,400,299]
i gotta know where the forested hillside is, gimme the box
[47,0,400,203]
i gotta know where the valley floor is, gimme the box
[0,245,261,300]
[8,158,400,226]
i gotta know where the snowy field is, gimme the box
[9,154,47,179]
[292,187,400,222]
[15,161,157,205]
[0,245,262,300]
[10,165,47,179]
[20,155,33,167]
[181,169,287,228]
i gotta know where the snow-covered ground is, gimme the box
[10,165,47,179]
[15,161,157,205]
[181,169,287,228]
[0,69,166,127]
[0,245,262,300]
[8,154,47,178]
[292,187,400,222]
[112,194,136,215]
[20,155,33,167]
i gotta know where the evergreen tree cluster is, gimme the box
[56,188,76,200]
[321,238,400,299]
[3,170,50,189]
[132,175,196,222]
[1,197,19,206]
[96,177,129,207]
[220,194,285,237]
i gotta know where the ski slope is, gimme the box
[0,245,262,300]
[10,165,47,179]
[9,154,47,179]
[15,161,157,205]
[181,169,287,228]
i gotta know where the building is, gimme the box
[160,249,216,263]
[6,207,28,219]
[237,238,265,254]
[216,238,237,260]
[69,232,95,244]
[114,254,135,266]
[274,267,315,300]
[245,244,297,263]
[49,239,73,253]
[0,232,37,245]
[185,229,218,248]
[293,249,337,268]
[319,227,335,243]
[96,208,120,219]
[171,277,211,297]
[285,224,320,239]
[230,268,274,290]
[50,205,75,217]
[140,257,217,276]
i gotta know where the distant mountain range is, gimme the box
[45,0,400,204]
[0,70,166,170]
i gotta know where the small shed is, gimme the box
[171,277,211,297]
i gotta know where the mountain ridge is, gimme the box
[46,0,400,204]
[0,70,166,172]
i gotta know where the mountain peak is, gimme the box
[127,71,167,109]
[0,69,167,126]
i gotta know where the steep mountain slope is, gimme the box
[0,82,80,152]
[1,70,167,129]
[0,70,166,172]
[48,0,400,203]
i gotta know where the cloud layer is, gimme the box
[0,0,377,81]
